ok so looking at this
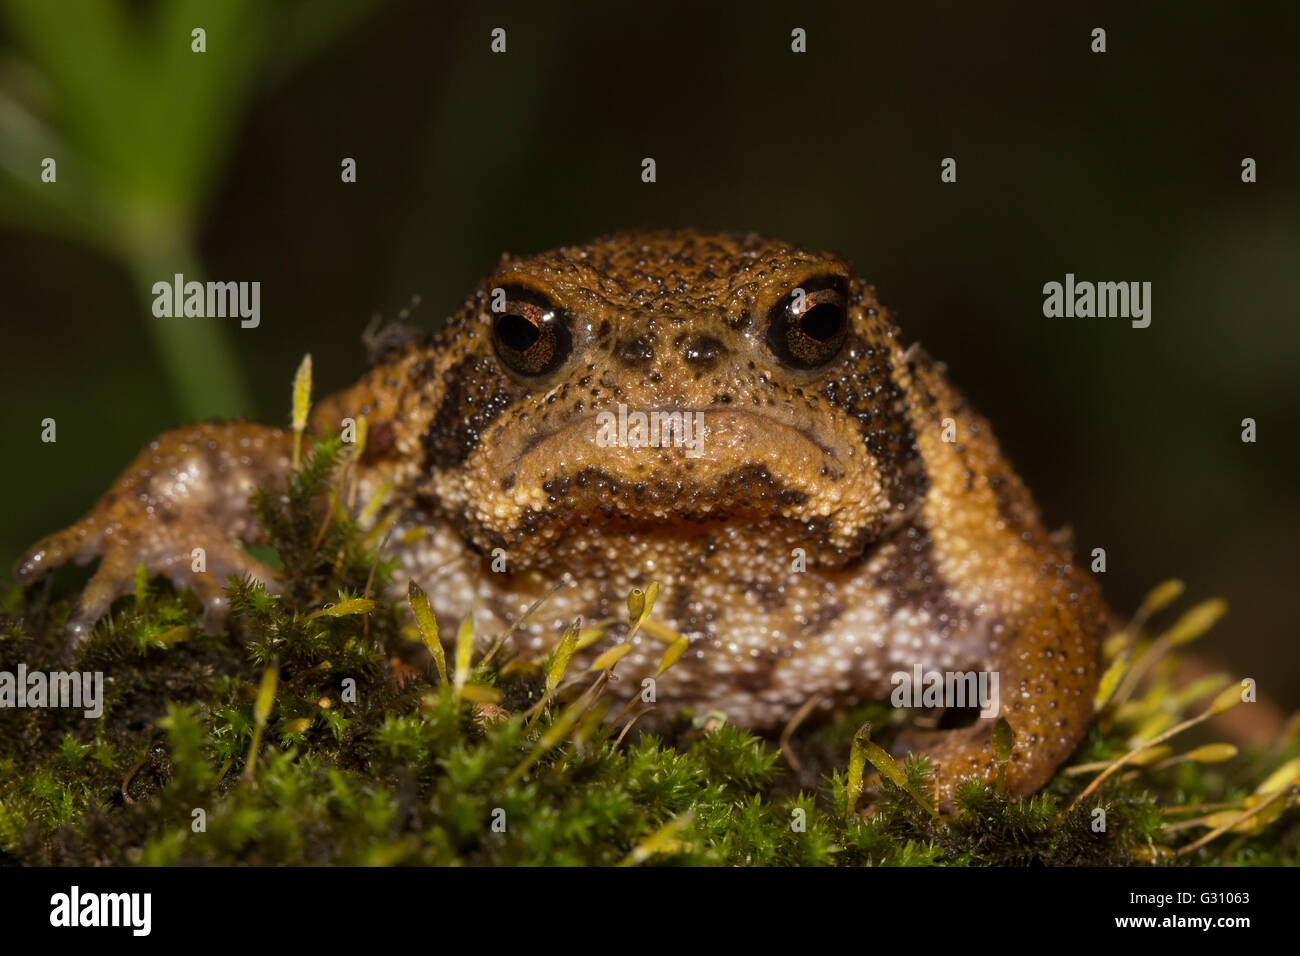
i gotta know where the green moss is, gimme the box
[2,441,1296,866]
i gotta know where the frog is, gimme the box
[16,229,1106,807]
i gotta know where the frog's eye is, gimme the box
[766,277,848,369]
[490,287,573,378]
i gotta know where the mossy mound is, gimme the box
[3,440,1296,866]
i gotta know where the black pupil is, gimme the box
[798,302,842,340]
[498,312,541,352]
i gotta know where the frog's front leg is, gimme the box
[15,423,291,659]
[908,572,1106,809]
[896,346,1106,808]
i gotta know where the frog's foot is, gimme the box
[894,722,1001,811]
[15,423,293,663]
[896,592,1104,811]
[18,515,283,662]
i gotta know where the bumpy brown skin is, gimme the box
[18,229,1105,808]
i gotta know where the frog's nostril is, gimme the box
[615,336,655,368]
[682,335,727,372]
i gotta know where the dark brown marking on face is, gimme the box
[718,465,809,510]
[821,338,928,519]
[512,463,824,540]
[421,353,525,469]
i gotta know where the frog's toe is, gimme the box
[15,517,110,585]
[910,721,1048,812]
[61,617,97,667]
[15,545,50,584]
[61,548,141,661]
[57,528,284,661]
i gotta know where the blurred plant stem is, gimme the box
[123,226,249,421]
[0,0,387,420]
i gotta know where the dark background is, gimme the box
[2,2,1297,707]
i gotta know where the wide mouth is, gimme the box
[475,403,878,532]
[500,405,846,472]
